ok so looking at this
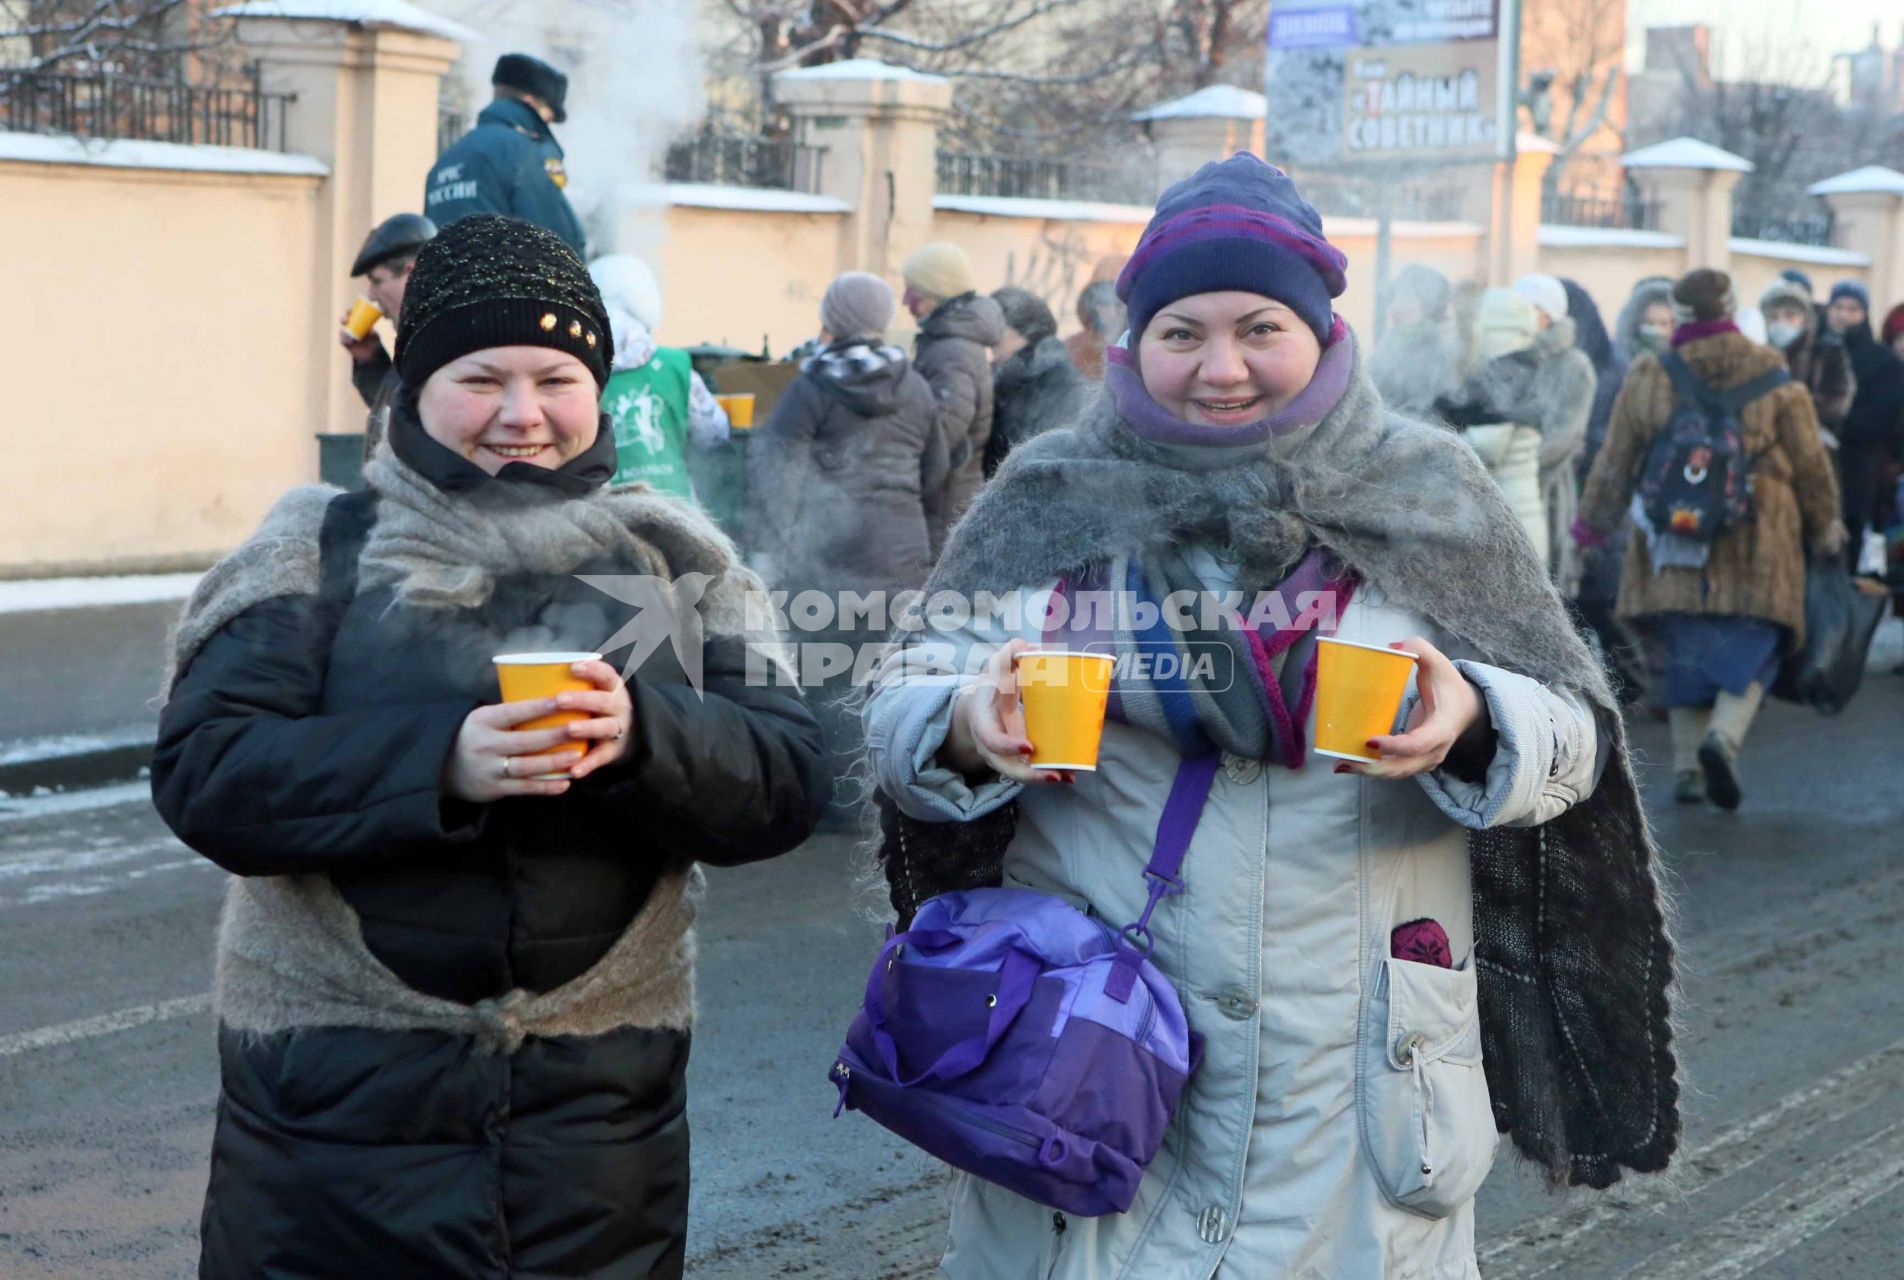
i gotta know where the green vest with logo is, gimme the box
[602,347,694,498]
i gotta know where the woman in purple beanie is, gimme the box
[863,155,1677,1276]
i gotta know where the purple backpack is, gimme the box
[829,754,1216,1216]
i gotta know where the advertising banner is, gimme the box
[1265,0,1516,167]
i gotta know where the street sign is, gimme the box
[1265,0,1520,167]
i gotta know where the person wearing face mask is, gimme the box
[863,154,1678,1279]
[1614,277,1676,364]
[1761,278,1854,447]
[150,215,826,1278]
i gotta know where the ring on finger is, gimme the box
[499,756,511,780]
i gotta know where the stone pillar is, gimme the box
[1132,86,1268,195]
[1487,134,1554,284]
[1621,136,1753,275]
[1811,167,1904,307]
[233,12,466,442]
[774,60,953,285]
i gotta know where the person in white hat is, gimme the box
[902,242,1006,520]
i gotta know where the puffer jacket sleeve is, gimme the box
[922,344,987,474]
[1414,659,1606,829]
[584,632,827,866]
[152,596,483,876]
[863,588,1047,823]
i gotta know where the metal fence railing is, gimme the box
[1541,191,1662,232]
[934,151,1153,205]
[664,130,828,193]
[1730,209,1835,247]
[0,67,293,151]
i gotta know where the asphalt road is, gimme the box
[3,651,1903,1278]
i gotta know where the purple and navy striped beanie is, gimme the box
[1117,153,1347,344]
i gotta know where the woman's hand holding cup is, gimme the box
[447,659,634,802]
[1343,636,1486,780]
[945,638,1075,786]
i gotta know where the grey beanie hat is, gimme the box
[992,286,1058,346]
[821,271,896,340]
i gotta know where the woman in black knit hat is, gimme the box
[151,214,826,1278]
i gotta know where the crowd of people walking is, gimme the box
[148,49,1904,1278]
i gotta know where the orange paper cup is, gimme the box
[715,393,756,428]
[493,651,603,778]
[1313,637,1419,765]
[1015,649,1117,771]
[344,297,384,340]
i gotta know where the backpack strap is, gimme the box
[1711,365,1791,414]
[1656,350,1705,404]
[317,489,380,606]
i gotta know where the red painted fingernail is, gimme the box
[1334,763,1351,774]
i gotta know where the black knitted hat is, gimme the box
[395,214,610,391]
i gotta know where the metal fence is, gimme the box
[935,151,1153,205]
[664,130,828,193]
[0,67,294,151]
[1731,209,1835,247]
[1541,191,1662,232]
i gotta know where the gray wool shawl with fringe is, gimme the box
[911,335,1680,1190]
[166,444,793,1051]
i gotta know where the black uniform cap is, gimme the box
[492,53,568,124]
[351,212,438,277]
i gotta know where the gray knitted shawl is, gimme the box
[166,445,791,1050]
[902,332,1680,1190]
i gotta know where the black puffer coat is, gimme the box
[745,340,949,600]
[913,292,1006,521]
[153,417,826,1278]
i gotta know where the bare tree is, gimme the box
[1663,32,1879,233]
[0,0,237,78]
[1518,0,1624,197]
[705,0,1267,167]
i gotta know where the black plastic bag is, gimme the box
[1772,555,1887,714]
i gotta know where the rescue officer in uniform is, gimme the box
[424,53,586,256]
[339,212,436,457]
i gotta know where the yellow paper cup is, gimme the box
[715,393,756,428]
[1015,649,1117,770]
[1313,637,1419,765]
[493,651,603,778]
[344,297,384,340]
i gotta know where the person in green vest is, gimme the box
[588,255,729,497]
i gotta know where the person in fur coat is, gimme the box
[1578,268,1845,809]
[151,215,827,1279]
[863,155,1679,1279]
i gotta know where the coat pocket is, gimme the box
[1361,955,1498,1218]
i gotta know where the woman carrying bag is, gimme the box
[152,215,826,1279]
[862,156,1679,1279]
[1577,268,1844,810]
